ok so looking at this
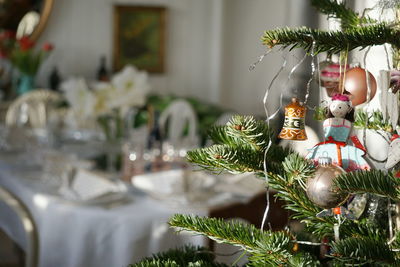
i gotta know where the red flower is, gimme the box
[0,30,16,41]
[42,42,54,52]
[18,36,35,51]
[0,50,8,58]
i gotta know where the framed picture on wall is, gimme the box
[113,5,166,73]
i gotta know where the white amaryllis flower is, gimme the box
[92,82,114,116]
[60,78,96,119]
[109,65,150,114]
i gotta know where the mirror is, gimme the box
[0,0,54,41]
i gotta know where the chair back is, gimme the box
[5,89,62,128]
[158,99,198,146]
[0,186,39,267]
[214,112,235,126]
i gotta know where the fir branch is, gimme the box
[269,171,335,238]
[131,259,180,267]
[262,24,400,54]
[189,116,292,174]
[390,230,400,250]
[286,252,321,267]
[131,245,228,267]
[282,153,315,184]
[225,115,272,151]
[267,155,336,238]
[169,214,292,264]
[132,259,228,267]
[330,237,397,266]
[310,0,374,29]
[208,125,239,146]
[338,219,388,243]
[187,144,264,173]
[247,252,320,267]
[334,170,400,200]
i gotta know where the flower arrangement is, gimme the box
[10,36,54,76]
[61,65,151,140]
[0,30,54,94]
[0,30,53,75]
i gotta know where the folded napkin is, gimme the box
[132,169,216,196]
[59,169,125,202]
[132,169,252,208]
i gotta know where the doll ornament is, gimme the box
[306,94,370,172]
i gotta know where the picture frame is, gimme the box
[113,5,166,73]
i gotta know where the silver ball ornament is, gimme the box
[306,162,348,209]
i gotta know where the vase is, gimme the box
[99,108,139,174]
[17,73,35,95]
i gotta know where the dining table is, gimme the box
[0,150,212,267]
[0,142,266,267]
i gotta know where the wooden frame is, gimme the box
[30,0,54,42]
[113,5,166,73]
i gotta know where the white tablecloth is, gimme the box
[0,156,208,267]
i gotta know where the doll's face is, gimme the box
[329,100,351,118]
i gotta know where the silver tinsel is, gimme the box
[376,0,400,9]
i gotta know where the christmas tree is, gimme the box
[134,1,400,266]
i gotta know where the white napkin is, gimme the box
[132,169,216,196]
[59,169,123,201]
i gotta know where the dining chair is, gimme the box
[158,99,199,147]
[214,112,236,126]
[5,89,62,128]
[0,186,39,267]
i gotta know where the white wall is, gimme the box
[36,0,223,105]
[36,0,316,115]
[219,0,290,115]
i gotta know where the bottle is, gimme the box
[49,66,61,91]
[146,111,163,172]
[147,111,162,150]
[96,56,109,81]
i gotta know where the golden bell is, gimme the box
[278,97,307,141]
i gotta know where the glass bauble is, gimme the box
[306,163,348,209]
[344,67,377,106]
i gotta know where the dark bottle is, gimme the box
[147,111,163,150]
[49,66,61,91]
[146,111,163,172]
[96,56,109,81]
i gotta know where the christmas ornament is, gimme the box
[347,194,368,219]
[390,70,400,94]
[306,157,348,209]
[307,94,370,171]
[278,97,307,140]
[385,134,400,169]
[317,206,356,219]
[344,67,377,106]
[320,63,349,96]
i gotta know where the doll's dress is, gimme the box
[306,118,370,171]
